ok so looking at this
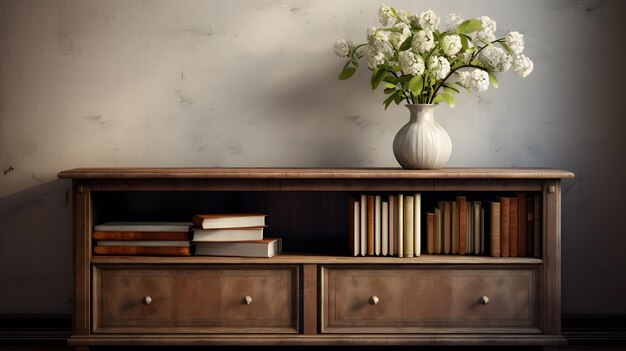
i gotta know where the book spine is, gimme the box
[92,231,190,241]
[382,201,389,256]
[375,195,381,256]
[474,202,481,255]
[360,195,367,257]
[367,196,375,256]
[510,198,518,257]
[517,193,527,257]
[443,202,451,254]
[458,197,467,255]
[94,246,190,256]
[500,197,510,257]
[451,202,459,255]
[466,204,472,254]
[404,196,414,257]
[349,196,359,256]
[480,208,485,254]
[414,193,421,257]
[490,202,501,257]
[398,194,404,258]
[526,196,534,256]
[389,195,395,256]
[435,207,442,254]
[427,212,435,254]
[534,194,542,258]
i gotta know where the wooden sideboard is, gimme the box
[58,167,574,348]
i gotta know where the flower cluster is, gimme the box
[334,4,534,108]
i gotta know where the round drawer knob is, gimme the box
[242,296,253,305]
[369,296,380,305]
[479,296,490,305]
[142,296,153,305]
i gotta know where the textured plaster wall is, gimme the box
[1,0,625,314]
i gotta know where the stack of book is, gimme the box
[349,193,421,257]
[426,197,485,255]
[93,222,193,256]
[191,213,281,258]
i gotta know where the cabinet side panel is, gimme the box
[542,181,561,334]
[74,185,91,335]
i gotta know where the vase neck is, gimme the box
[405,104,437,122]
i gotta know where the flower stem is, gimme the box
[428,65,488,103]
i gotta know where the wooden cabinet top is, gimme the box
[58,167,574,180]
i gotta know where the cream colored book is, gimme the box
[382,201,389,256]
[413,193,421,257]
[490,201,501,257]
[349,197,360,256]
[404,195,414,258]
[375,195,381,256]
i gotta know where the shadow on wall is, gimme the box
[0,179,73,314]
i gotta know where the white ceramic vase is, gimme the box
[392,104,452,170]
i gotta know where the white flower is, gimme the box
[445,13,464,32]
[411,30,436,54]
[506,31,525,54]
[408,13,420,27]
[366,46,387,69]
[396,10,411,24]
[442,34,462,56]
[477,16,497,43]
[333,39,354,57]
[379,4,395,26]
[399,51,425,76]
[418,10,440,31]
[389,22,412,48]
[479,46,512,72]
[469,69,490,92]
[427,55,451,80]
[513,54,534,77]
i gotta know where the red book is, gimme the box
[94,246,190,256]
[534,195,542,258]
[457,196,467,255]
[499,197,510,257]
[517,193,527,257]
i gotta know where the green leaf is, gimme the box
[338,67,356,80]
[370,68,386,90]
[455,81,471,93]
[383,74,398,84]
[408,75,423,96]
[441,93,455,107]
[488,71,499,89]
[384,87,395,94]
[351,60,360,68]
[432,95,444,104]
[394,93,404,104]
[498,41,514,55]
[384,82,396,89]
[383,93,396,110]
[455,19,482,34]
[460,34,469,51]
[399,36,413,51]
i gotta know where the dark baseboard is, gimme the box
[1,314,625,345]
[0,314,71,341]
[562,314,626,345]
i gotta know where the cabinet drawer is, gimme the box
[321,265,540,334]
[93,265,299,333]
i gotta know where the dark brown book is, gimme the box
[427,212,435,254]
[451,201,459,254]
[348,195,359,256]
[435,207,442,254]
[534,194,542,258]
[443,202,451,254]
[509,197,518,257]
[94,246,191,256]
[499,197,510,257]
[457,196,467,255]
[517,193,527,257]
[93,231,190,241]
[526,196,534,256]
[367,196,375,256]
[490,202,501,257]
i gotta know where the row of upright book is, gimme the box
[349,193,542,258]
[93,213,282,257]
[349,193,422,257]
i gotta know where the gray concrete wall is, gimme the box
[1,0,625,314]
